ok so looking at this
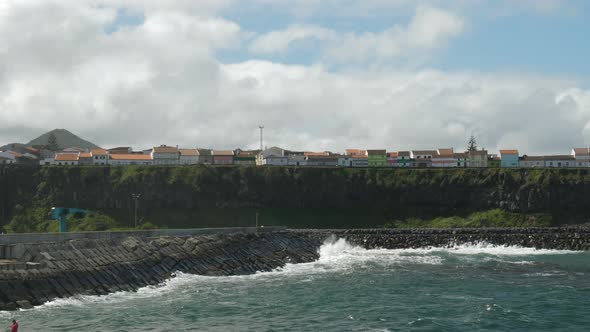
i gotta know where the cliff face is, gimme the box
[1,166,590,228]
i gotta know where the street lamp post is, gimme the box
[131,193,141,228]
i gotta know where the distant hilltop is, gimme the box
[26,129,100,150]
[1,128,100,152]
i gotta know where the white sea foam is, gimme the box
[31,238,582,310]
[425,242,578,256]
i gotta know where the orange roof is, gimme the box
[437,148,454,156]
[345,149,367,156]
[387,152,398,157]
[304,151,329,157]
[179,149,199,156]
[55,153,79,161]
[500,149,518,155]
[109,154,152,161]
[79,152,92,158]
[91,148,107,156]
[153,146,179,153]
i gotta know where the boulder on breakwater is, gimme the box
[294,227,590,251]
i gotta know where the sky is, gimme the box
[1,0,590,154]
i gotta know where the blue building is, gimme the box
[500,150,519,167]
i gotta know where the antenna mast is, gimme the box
[259,125,264,151]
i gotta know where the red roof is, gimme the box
[500,150,518,155]
[55,154,79,161]
[304,151,329,157]
[91,148,108,156]
[212,150,234,156]
[109,154,152,161]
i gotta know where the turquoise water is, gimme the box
[3,239,590,331]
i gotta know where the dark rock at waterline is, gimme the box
[1,228,590,311]
[0,232,322,311]
[292,227,590,250]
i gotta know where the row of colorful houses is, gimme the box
[2,144,590,168]
[32,146,258,166]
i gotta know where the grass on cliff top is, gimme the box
[385,209,552,228]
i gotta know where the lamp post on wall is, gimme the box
[131,193,141,228]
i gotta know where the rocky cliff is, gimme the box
[2,166,590,229]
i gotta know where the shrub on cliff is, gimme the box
[3,207,56,233]
[3,207,118,233]
[66,213,117,232]
[385,209,552,228]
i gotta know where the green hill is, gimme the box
[26,129,100,150]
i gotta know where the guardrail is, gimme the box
[0,226,286,246]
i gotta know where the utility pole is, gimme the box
[131,193,141,228]
[259,125,264,151]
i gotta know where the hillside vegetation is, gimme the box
[1,165,589,232]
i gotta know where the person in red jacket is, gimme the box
[9,320,18,332]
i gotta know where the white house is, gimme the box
[40,157,54,165]
[544,155,576,168]
[519,156,544,168]
[151,145,180,165]
[411,150,437,168]
[109,154,153,166]
[432,148,457,168]
[91,148,108,165]
[257,147,288,166]
[179,149,199,165]
[0,151,16,164]
[341,149,368,167]
[338,156,353,167]
[287,152,307,166]
[53,153,79,166]
[571,148,590,167]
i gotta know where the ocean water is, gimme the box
[3,239,590,331]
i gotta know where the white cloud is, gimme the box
[325,6,465,63]
[0,0,589,156]
[249,6,465,63]
[250,24,335,54]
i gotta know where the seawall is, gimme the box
[0,229,321,311]
[1,227,590,311]
[294,227,590,251]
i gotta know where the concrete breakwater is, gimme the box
[294,227,590,251]
[0,231,321,311]
[1,227,590,311]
